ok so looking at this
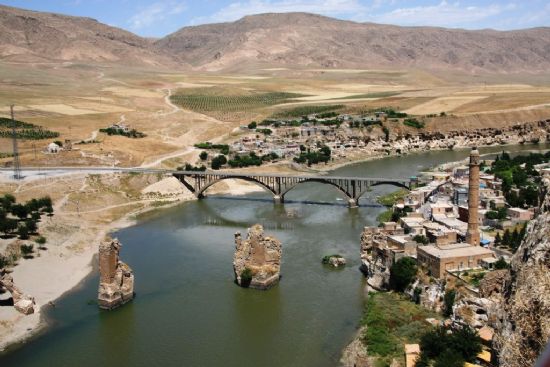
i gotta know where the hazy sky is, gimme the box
[1,0,549,37]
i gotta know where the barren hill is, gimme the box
[156,12,550,73]
[0,5,173,66]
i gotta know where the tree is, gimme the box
[502,229,511,248]
[0,194,15,211]
[247,121,257,129]
[0,218,18,236]
[494,232,502,246]
[211,155,227,170]
[25,219,38,234]
[494,257,508,270]
[18,223,29,240]
[434,350,464,367]
[389,257,417,292]
[443,289,456,317]
[199,151,208,161]
[11,204,28,219]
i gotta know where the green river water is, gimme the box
[1,144,549,367]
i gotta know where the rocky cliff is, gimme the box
[233,224,282,290]
[492,177,550,367]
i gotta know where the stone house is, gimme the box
[417,243,495,278]
[507,207,534,222]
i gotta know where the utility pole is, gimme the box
[10,105,22,180]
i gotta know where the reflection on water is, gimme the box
[1,143,548,367]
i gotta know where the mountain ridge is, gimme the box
[1,5,550,73]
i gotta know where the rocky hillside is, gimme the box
[492,177,550,367]
[156,12,550,72]
[1,5,550,73]
[0,5,173,66]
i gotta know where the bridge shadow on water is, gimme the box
[203,195,385,208]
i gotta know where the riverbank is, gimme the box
[0,173,262,351]
[1,140,549,355]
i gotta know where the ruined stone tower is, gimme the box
[98,238,134,310]
[466,148,481,246]
[233,224,282,290]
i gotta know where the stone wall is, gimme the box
[97,238,134,310]
[233,224,282,290]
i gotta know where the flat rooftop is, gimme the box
[418,243,494,258]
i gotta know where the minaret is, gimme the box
[466,148,481,246]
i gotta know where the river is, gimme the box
[1,144,549,367]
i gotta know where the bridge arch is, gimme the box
[196,176,277,198]
[280,178,353,202]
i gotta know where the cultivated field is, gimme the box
[0,60,549,169]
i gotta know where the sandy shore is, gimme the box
[0,173,263,352]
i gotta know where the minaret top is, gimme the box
[471,147,480,156]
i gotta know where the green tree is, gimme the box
[247,121,257,129]
[443,289,456,317]
[502,229,511,248]
[389,257,417,292]
[18,223,29,240]
[25,219,38,234]
[0,218,18,236]
[11,204,28,219]
[494,232,501,246]
[494,257,508,270]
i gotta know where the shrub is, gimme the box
[20,244,34,257]
[321,254,342,264]
[35,236,47,245]
[240,268,253,288]
[247,121,257,129]
[389,257,417,292]
[199,151,208,161]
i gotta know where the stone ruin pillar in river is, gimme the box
[98,238,134,310]
[233,224,282,290]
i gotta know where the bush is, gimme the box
[403,118,425,129]
[390,257,417,292]
[321,254,342,264]
[20,244,34,257]
[247,121,257,129]
[199,151,208,161]
[35,236,47,245]
[420,326,482,365]
[211,155,227,170]
[240,268,253,288]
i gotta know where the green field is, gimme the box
[170,89,306,112]
[271,104,345,118]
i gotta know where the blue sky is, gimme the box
[1,0,549,37]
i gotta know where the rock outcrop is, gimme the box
[491,178,550,367]
[233,224,282,290]
[322,255,346,267]
[0,273,35,315]
[97,238,134,310]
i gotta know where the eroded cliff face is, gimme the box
[233,224,282,290]
[492,178,550,367]
[97,238,134,310]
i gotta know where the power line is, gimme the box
[10,105,22,180]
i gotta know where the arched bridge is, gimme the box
[173,171,417,208]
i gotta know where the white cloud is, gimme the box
[368,1,517,28]
[129,1,186,30]
[192,0,369,24]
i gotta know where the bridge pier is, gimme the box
[348,199,358,208]
[273,195,283,204]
